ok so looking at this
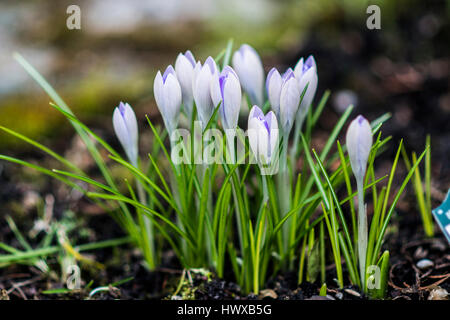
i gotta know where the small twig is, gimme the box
[155,267,183,274]
[428,273,450,279]
[11,286,27,300]
[419,274,450,290]
[6,276,42,300]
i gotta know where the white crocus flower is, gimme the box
[248,105,279,166]
[192,56,217,129]
[210,66,242,130]
[294,55,318,129]
[232,44,264,107]
[154,65,182,136]
[112,102,139,166]
[346,115,373,181]
[267,68,301,136]
[175,50,197,119]
[346,115,373,290]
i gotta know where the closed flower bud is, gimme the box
[113,102,139,166]
[266,68,301,135]
[210,66,242,130]
[248,105,278,165]
[346,115,372,181]
[154,65,182,135]
[232,44,264,107]
[175,50,197,119]
[294,55,318,128]
[192,56,217,128]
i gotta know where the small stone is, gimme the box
[413,246,428,259]
[23,190,40,210]
[1,289,10,300]
[431,239,446,251]
[428,287,448,300]
[416,259,434,269]
[335,292,343,300]
[306,295,333,300]
[333,90,358,113]
[344,288,361,297]
[259,289,278,299]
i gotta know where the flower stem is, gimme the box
[136,171,156,270]
[357,178,367,292]
[277,133,291,257]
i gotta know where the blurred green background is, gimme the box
[0,0,448,169]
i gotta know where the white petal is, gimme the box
[193,65,214,126]
[210,71,222,109]
[153,71,164,113]
[280,77,300,134]
[248,105,263,120]
[162,74,182,133]
[175,53,195,116]
[298,66,318,110]
[204,56,217,75]
[296,66,318,126]
[248,117,269,163]
[123,103,138,148]
[222,74,241,130]
[293,57,304,79]
[266,111,279,159]
[248,117,260,160]
[113,108,129,148]
[267,68,282,117]
[232,44,264,106]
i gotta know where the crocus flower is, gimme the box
[248,105,278,165]
[113,102,139,166]
[175,50,197,119]
[294,55,318,128]
[210,66,242,130]
[346,115,372,181]
[232,44,264,107]
[192,56,217,128]
[154,65,182,135]
[346,115,372,287]
[266,67,301,135]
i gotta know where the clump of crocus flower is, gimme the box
[1,44,424,299]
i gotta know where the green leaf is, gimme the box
[222,39,234,69]
[307,241,320,283]
[0,125,83,175]
[319,283,327,296]
[371,146,428,265]
[42,288,74,295]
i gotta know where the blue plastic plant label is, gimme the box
[432,189,450,244]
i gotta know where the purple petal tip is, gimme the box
[184,50,196,67]
[118,102,126,115]
[163,65,175,83]
[356,115,366,124]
